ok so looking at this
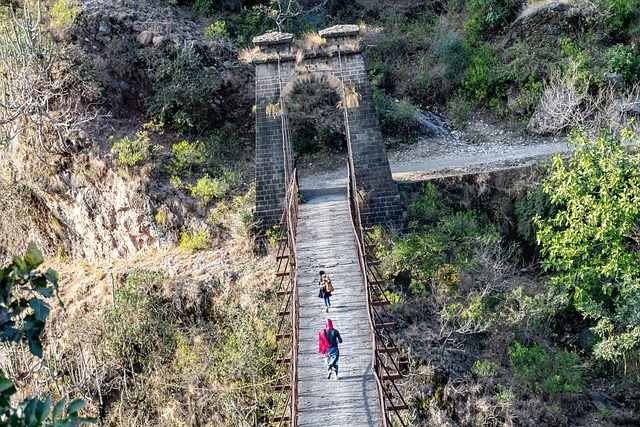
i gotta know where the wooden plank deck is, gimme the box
[295,191,382,427]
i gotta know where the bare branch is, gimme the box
[254,0,328,32]
[0,1,99,158]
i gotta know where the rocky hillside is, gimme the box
[0,0,255,263]
[3,0,640,263]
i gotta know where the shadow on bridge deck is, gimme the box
[299,187,347,204]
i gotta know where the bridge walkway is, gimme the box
[294,190,381,427]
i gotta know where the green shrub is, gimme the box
[110,131,153,168]
[382,185,501,296]
[601,0,639,37]
[188,166,241,207]
[465,0,520,39]
[186,2,273,46]
[592,316,640,375]
[509,341,584,397]
[170,175,182,188]
[472,360,498,377]
[265,224,283,248]
[535,128,640,370]
[496,42,551,119]
[515,74,544,118]
[364,15,439,102]
[603,44,640,86]
[502,286,569,340]
[437,31,472,87]
[559,36,602,90]
[204,20,230,41]
[376,94,422,145]
[188,175,225,206]
[447,92,474,128]
[461,43,498,104]
[204,123,249,163]
[494,384,516,405]
[211,319,272,381]
[441,295,493,333]
[103,269,176,368]
[179,228,211,250]
[383,290,401,305]
[146,47,222,131]
[432,264,460,297]
[49,0,81,27]
[0,247,96,426]
[169,139,207,176]
[407,183,450,229]
[174,331,207,373]
[211,8,269,48]
[514,184,554,245]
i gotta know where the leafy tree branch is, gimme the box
[1,243,96,426]
[535,127,640,372]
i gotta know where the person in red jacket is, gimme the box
[317,318,342,379]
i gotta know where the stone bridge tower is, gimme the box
[252,25,402,227]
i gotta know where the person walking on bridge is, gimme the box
[318,270,333,313]
[318,318,342,380]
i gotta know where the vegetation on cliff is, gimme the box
[378,129,640,424]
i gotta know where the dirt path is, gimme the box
[298,119,569,189]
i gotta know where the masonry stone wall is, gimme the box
[253,25,402,228]
[255,60,288,227]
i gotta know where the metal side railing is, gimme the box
[347,161,409,427]
[271,169,300,427]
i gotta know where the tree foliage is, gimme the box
[146,46,222,131]
[0,244,96,426]
[535,128,640,370]
[0,243,59,357]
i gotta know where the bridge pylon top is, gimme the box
[252,32,294,47]
[318,24,360,39]
[251,25,363,64]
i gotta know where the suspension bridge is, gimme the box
[271,167,409,427]
[253,25,409,426]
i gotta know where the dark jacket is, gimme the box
[325,328,342,348]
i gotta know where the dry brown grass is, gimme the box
[265,102,281,118]
[302,31,325,52]
[342,84,362,108]
[238,46,260,63]
[295,48,305,66]
[8,239,276,425]
[530,64,640,136]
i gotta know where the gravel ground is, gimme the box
[298,118,568,190]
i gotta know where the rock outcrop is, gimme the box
[502,2,582,49]
[0,145,178,263]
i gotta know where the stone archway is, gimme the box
[252,25,401,227]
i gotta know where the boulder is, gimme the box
[152,35,167,47]
[136,30,154,46]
